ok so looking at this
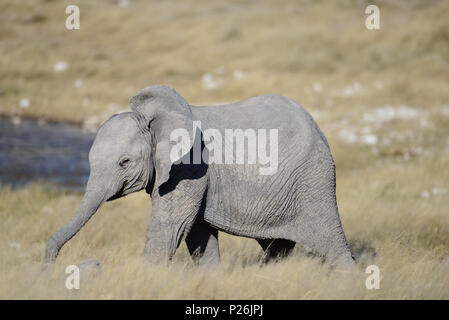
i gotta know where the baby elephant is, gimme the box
[45,85,354,267]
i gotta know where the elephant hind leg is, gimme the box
[291,205,355,268]
[291,145,355,269]
[257,239,296,263]
[185,220,220,265]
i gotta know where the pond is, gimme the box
[0,117,95,191]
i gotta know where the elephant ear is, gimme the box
[130,85,194,189]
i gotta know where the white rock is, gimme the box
[233,70,245,80]
[9,242,21,249]
[338,128,358,144]
[313,83,323,92]
[363,105,420,124]
[118,0,131,8]
[360,134,378,145]
[432,188,447,196]
[396,105,419,118]
[420,191,430,199]
[74,79,83,88]
[342,82,362,96]
[201,73,221,90]
[54,61,69,72]
[19,98,30,108]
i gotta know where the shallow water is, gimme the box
[0,117,94,191]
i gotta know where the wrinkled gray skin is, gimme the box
[45,85,354,267]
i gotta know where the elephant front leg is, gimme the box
[143,206,196,264]
[185,220,220,265]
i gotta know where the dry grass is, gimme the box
[1,156,448,299]
[2,0,449,124]
[1,0,449,299]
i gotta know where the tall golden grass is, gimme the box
[1,155,448,299]
[0,0,448,299]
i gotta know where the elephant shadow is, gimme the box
[348,239,377,265]
[159,128,209,197]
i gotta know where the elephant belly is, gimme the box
[202,164,302,239]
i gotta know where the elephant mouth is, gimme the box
[106,182,126,201]
[107,173,153,201]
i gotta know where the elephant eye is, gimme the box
[119,158,131,168]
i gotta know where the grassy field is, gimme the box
[1,0,449,299]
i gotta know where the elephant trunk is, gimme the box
[44,187,108,263]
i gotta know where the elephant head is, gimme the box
[45,86,195,263]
